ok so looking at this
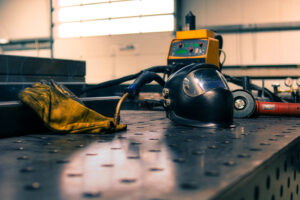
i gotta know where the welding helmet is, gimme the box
[163,63,234,128]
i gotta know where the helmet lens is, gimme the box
[183,68,229,97]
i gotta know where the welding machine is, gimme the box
[167,29,220,68]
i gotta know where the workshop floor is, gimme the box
[1,111,300,200]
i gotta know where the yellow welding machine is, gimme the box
[167,29,220,69]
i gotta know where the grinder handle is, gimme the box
[256,101,300,116]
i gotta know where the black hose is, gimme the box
[126,71,165,98]
[148,72,165,87]
[79,72,142,96]
[224,74,283,102]
[145,65,172,73]
[215,35,223,50]
[79,65,172,96]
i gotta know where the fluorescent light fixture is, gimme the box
[140,15,174,33]
[57,0,110,7]
[0,38,9,44]
[56,14,174,38]
[56,22,82,38]
[56,0,174,23]
[109,17,141,35]
[140,0,174,15]
[54,0,175,38]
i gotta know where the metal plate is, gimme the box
[0,75,85,82]
[0,111,300,200]
[0,83,162,101]
[0,55,85,76]
[0,55,86,82]
[0,97,120,138]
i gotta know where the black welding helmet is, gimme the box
[163,63,234,128]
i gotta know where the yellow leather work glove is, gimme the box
[19,80,126,134]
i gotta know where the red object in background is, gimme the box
[256,101,300,116]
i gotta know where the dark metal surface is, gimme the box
[0,111,300,200]
[0,83,88,101]
[223,65,300,69]
[0,83,162,101]
[0,97,120,138]
[0,75,85,82]
[215,136,300,200]
[0,55,85,82]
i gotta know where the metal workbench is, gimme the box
[0,110,300,200]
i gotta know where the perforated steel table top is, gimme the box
[1,110,300,200]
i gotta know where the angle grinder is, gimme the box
[233,90,300,118]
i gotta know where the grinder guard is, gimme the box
[163,64,234,128]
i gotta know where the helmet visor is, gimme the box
[183,68,229,97]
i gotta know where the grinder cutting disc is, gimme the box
[232,90,256,118]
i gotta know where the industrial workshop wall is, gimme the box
[52,0,175,83]
[1,0,300,83]
[178,0,300,91]
[0,0,51,57]
[181,0,300,74]
[53,0,300,83]
[54,32,173,83]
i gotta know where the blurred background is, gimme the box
[0,0,300,87]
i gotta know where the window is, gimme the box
[53,0,175,38]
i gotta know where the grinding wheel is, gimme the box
[232,90,256,118]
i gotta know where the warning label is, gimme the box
[262,104,275,110]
